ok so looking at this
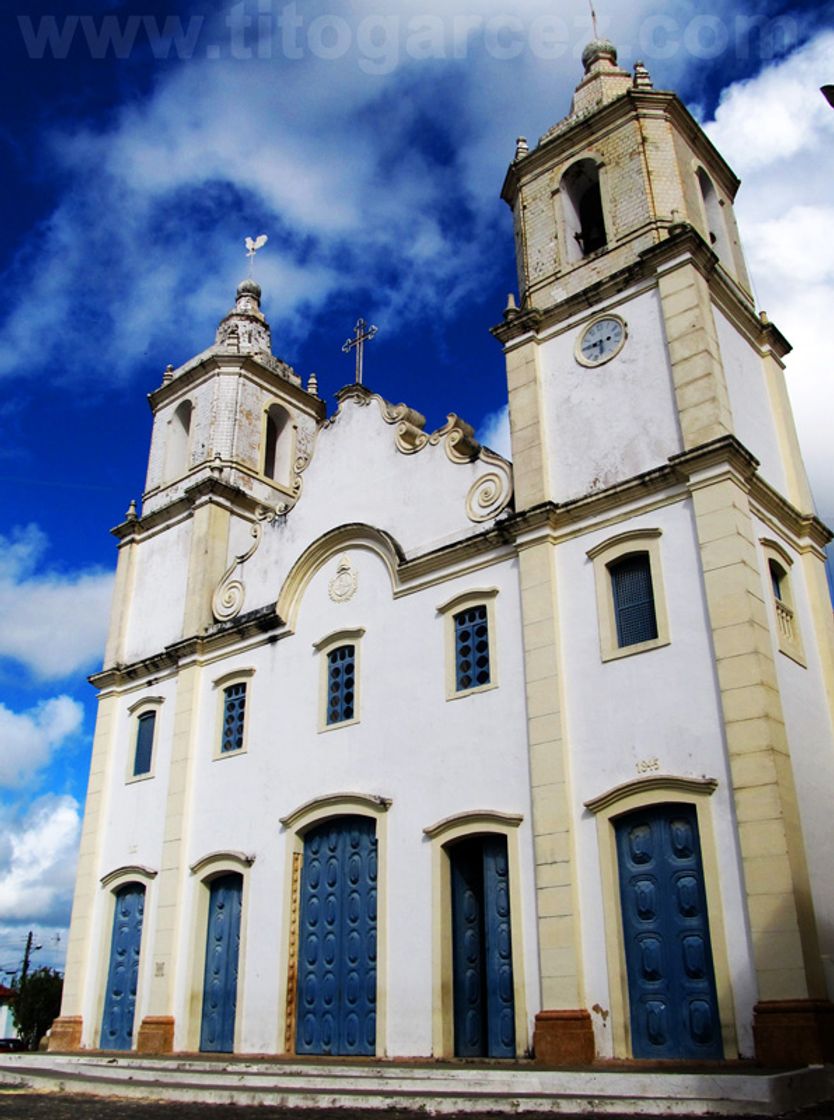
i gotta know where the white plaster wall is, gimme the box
[753,524,834,982]
[145,373,217,498]
[556,499,758,1056]
[715,310,788,495]
[121,521,190,664]
[175,546,538,1056]
[539,288,683,503]
[0,1003,17,1039]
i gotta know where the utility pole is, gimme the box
[20,931,41,986]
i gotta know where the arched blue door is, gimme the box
[200,872,243,1053]
[450,834,515,1058]
[100,882,145,1050]
[296,816,377,1055]
[615,804,723,1059]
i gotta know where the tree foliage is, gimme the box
[11,968,63,1050]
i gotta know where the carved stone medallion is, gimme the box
[328,555,358,603]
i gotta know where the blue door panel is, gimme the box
[451,835,515,1059]
[296,816,377,1056]
[200,872,243,1053]
[615,804,722,1060]
[100,883,145,1050]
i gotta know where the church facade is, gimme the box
[51,43,834,1067]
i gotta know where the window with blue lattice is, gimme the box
[221,682,247,753]
[609,552,658,648]
[133,711,156,777]
[454,606,491,692]
[327,644,356,725]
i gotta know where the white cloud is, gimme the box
[705,30,834,524]
[0,525,113,680]
[0,795,81,933]
[0,696,83,790]
[478,404,511,459]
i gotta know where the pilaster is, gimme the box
[182,499,231,637]
[136,662,201,1053]
[506,338,551,510]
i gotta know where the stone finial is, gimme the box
[125,500,137,521]
[581,38,618,73]
[633,60,653,90]
[514,136,529,161]
[307,371,319,397]
[162,363,175,384]
[215,278,272,355]
[760,310,770,325]
[504,292,520,320]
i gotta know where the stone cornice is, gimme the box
[112,477,271,542]
[502,88,740,210]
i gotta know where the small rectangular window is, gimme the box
[134,711,156,776]
[221,682,247,753]
[454,605,491,692]
[610,553,658,648]
[327,644,356,725]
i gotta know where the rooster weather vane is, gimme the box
[244,234,268,274]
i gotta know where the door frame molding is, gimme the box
[424,810,527,1059]
[278,793,391,1057]
[587,778,737,1058]
[183,854,250,1054]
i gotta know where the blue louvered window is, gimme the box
[221,682,247,753]
[327,645,356,725]
[454,605,491,692]
[133,711,156,776]
[610,553,658,648]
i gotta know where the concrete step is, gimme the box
[0,1053,831,1115]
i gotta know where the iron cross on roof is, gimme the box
[342,318,378,386]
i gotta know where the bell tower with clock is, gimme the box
[495,41,834,1066]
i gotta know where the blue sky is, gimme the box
[1,0,833,980]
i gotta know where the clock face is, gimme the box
[577,316,626,366]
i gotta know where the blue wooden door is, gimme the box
[100,883,145,1050]
[616,804,723,1059]
[451,835,515,1058]
[200,872,243,1053]
[296,816,377,1056]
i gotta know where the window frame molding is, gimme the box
[125,697,164,784]
[313,627,365,732]
[587,529,669,662]
[212,668,256,760]
[436,587,499,701]
[584,775,737,1060]
[260,399,298,494]
[558,153,611,266]
[760,537,806,667]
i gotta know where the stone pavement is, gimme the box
[0,1090,833,1120]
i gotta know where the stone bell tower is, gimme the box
[494,41,834,1065]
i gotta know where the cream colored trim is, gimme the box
[189,851,254,875]
[438,589,499,701]
[315,629,363,732]
[183,855,251,1053]
[276,524,401,629]
[127,695,165,714]
[424,809,523,839]
[280,792,392,830]
[212,672,253,760]
[276,794,390,1056]
[428,817,528,1058]
[591,780,737,1059]
[588,529,670,662]
[211,667,256,689]
[100,865,158,888]
[760,538,806,667]
[585,775,718,815]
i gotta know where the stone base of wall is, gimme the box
[47,1016,83,1051]
[136,1015,175,1054]
[753,1000,834,1066]
[533,1009,595,1065]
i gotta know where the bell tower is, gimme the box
[496,42,834,1065]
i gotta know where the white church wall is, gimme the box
[539,288,683,503]
[177,544,536,1056]
[121,519,190,664]
[556,499,759,1056]
[715,310,789,496]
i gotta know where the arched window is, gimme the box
[263,403,293,484]
[761,540,805,665]
[587,529,670,661]
[562,159,607,263]
[164,399,192,481]
[696,168,731,265]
